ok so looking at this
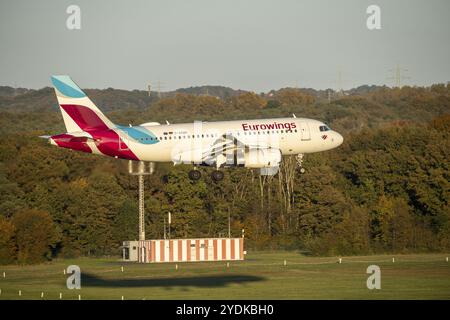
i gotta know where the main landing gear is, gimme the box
[188,169,224,181]
[188,169,202,181]
[211,170,224,182]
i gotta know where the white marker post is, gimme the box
[59,292,62,299]
[227,262,230,268]
[175,264,178,271]
[2,272,5,278]
[78,294,81,300]
[121,296,124,300]
[19,290,21,296]
[168,212,171,240]
[121,266,124,273]
[446,257,448,262]
[284,260,287,266]
[41,292,44,298]
[63,269,66,275]
[339,258,342,264]
[392,257,395,263]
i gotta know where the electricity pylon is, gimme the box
[387,63,410,88]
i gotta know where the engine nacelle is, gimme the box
[172,149,203,164]
[243,148,281,168]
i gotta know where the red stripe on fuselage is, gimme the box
[59,104,139,160]
[87,129,139,160]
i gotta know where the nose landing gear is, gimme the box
[296,153,306,173]
[188,169,224,181]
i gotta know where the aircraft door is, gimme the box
[299,122,311,141]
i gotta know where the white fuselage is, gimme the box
[113,117,343,163]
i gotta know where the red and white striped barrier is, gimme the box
[135,238,244,263]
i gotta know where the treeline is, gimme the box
[2,83,449,135]
[0,84,449,264]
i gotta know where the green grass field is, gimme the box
[1,252,449,300]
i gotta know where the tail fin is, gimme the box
[51,75,115,132]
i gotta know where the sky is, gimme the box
[0,0,449,92]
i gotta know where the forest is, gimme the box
[0,83,449,264]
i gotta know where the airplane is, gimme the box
[41,75,343,181]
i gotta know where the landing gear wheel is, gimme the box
[188,170,202,180]
[296,154,305,174]
[211,170,224,181]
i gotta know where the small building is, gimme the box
[122,241,139,261]
[122,238,244,263]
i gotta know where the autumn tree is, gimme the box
[373,196,415,253]
[12,209,60,264]
[230,92,266,110]
[0,216,16,264]
[305,206,371,256]
[275,88,315,106]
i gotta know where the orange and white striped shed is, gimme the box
[123,238,244,263]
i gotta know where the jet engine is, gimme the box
[241,148,282,168]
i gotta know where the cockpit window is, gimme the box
[319,125,331,132]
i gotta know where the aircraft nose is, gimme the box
[335,132,344,146]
